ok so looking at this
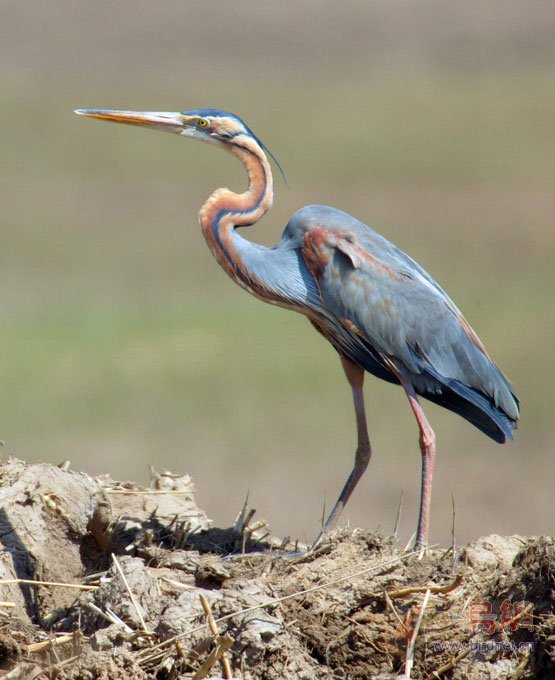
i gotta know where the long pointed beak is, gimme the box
[75,109,186,134]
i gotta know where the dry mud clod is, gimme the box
[0,459,553,679]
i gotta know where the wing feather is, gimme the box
[298,215,519,427]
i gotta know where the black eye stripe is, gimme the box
[218,131,240,140]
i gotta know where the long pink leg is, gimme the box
[399,376,437,549]
[317,356,372,542]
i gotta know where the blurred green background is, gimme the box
[1,2,554,546]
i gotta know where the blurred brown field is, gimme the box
[1,2,554,547]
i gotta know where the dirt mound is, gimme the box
[0,459,553,679]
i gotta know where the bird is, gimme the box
[75,107,520,549]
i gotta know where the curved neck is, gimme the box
[198,140,273,293]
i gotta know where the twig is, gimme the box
[0,578,97,591]
[3,665,44,680]
[27,634,81,654]
[106,606,135,632]
[13,655,81,677]
[85,602,134,631]
[289,542,333,564]
[82,571,110,583]
[139,546,428,666]
[158,576,195,591]
[450,492,457,571]
[500,602,533,632]
[387,575,462,599]
[319,498,327,531]
[192,634,233,680]
[393,488,404,538]
[106,489,194,495]
[404,588,431,678]
[242,519,268,552]
[513,647,532,678]
[199,595,220,639]
[383,590,407,631]
[85,602,119,627]
[429,648,470,678]
[0,601,16,608]
[233,494,251,533]
[199,594,233,679]
[111,553,151,635]
[403,533,416,553]
[41,654,81,672]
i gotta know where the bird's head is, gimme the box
[74,108,286,182]
[75,107,251,145]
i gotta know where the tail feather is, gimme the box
[422,376,518,443]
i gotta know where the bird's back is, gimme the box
[283,205,519,442]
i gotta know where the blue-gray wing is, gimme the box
[286,205,519,441]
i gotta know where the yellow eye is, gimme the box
[197,118,209,128]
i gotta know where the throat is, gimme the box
[198,144,274,291]
[199,144,273,229]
